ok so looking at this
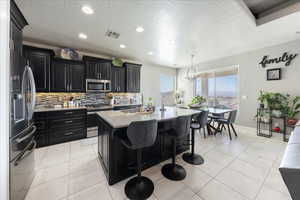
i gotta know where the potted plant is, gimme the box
[112,58,124,67]
[258,91,269,109]
[188,96,206,108]
[287,96,300,125]
[265,92,289,117]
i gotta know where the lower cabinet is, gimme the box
[33,109,87,147]
[98,119,110,171]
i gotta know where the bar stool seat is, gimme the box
[117,119,158,200]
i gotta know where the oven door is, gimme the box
[86,79,105,92]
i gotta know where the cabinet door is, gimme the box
[111,67,119,92]
[51,60,68,92]
[10,21,24,93]
[126,64,141,92]
[118,67,126,92]
[69,63,85,92]
[86,61,98,79]
[98,62,111,80]
[25,50,51,92]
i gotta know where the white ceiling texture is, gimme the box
[16,0,300,68]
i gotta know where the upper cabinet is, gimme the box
[83,56,111,80]
[51,59,85,92]
[10,1,28,93]
[23,46,54,92]
[125,63,141,93]
[111,66,126,92]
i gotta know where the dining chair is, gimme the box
[215,110,238,140]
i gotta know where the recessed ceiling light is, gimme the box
[78,33,87,39]
[169,40,175,45]
[120,44,126,49]
[148,51,154,55]
[136,26,144,33]
[81,5,94,15]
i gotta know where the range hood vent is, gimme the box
[105,30,120,39]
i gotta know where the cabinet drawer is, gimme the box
[47,109,86,118]
[48,117,86,129]
[49,128,86,145]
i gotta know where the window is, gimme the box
[195,68,239,109]
[160,74,175,105]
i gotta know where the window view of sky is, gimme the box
[209,75,237,97]
[160,74,174,92]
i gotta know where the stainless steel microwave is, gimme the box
[86,79,111,92]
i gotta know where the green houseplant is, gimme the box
[188,96,206,108]
[258,91,269,108]
[112,58,124,67]
[287,96,300,125]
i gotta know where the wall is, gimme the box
[141,64,177,106]
[23,41,177,107]
[178,39,300,128]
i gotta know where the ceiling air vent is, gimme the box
[105,30,120,39]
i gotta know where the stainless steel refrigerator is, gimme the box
[10,39,37,200]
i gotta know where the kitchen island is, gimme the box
[96,106,201,185]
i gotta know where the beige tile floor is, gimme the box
[26,126,291,200]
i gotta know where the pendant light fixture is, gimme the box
[184,54,195,80]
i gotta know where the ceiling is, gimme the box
[16,0,300,68]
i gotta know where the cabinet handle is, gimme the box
[64,132,75,136]
[65,120,73,124]
[65,112,74,115]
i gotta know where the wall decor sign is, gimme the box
[259,52,298,68]
[267,68,281,81]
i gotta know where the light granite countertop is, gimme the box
[34,106,87,112]
[34,104,142,112]
[96,106,201,129]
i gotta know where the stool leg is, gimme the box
[191,129,195,155]
[172,138,176,165]
[137,149,142,177]
[230,124,238,137]
[182,128,204,165]
[124,148,154,199]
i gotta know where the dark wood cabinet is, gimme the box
[111,66,126,92]
[10,1,28,93]
[33,109,87,147]
[83,56,111,80]
[125,63,141,93]
[69,63,85,92]
[23,46,54,92]
[51,59,85,92]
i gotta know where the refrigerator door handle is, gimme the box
[15,125,36,144]
[14,139,36,166]
[26,64,36,119]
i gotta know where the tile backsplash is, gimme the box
[35,92,141,108]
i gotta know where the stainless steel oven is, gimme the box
[86,79,111,93]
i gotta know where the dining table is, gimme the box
[179,106,233,135]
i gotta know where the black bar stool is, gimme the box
[118,119,158,200]
[183,110,208,165]
[161,115,191,181]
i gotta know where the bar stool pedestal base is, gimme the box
[125,176,154,200]
[162,163,186,181]
[182,152,204,165]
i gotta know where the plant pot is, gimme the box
[272,110,282,117]
[259,103,265,109]
[287,119,298,126]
